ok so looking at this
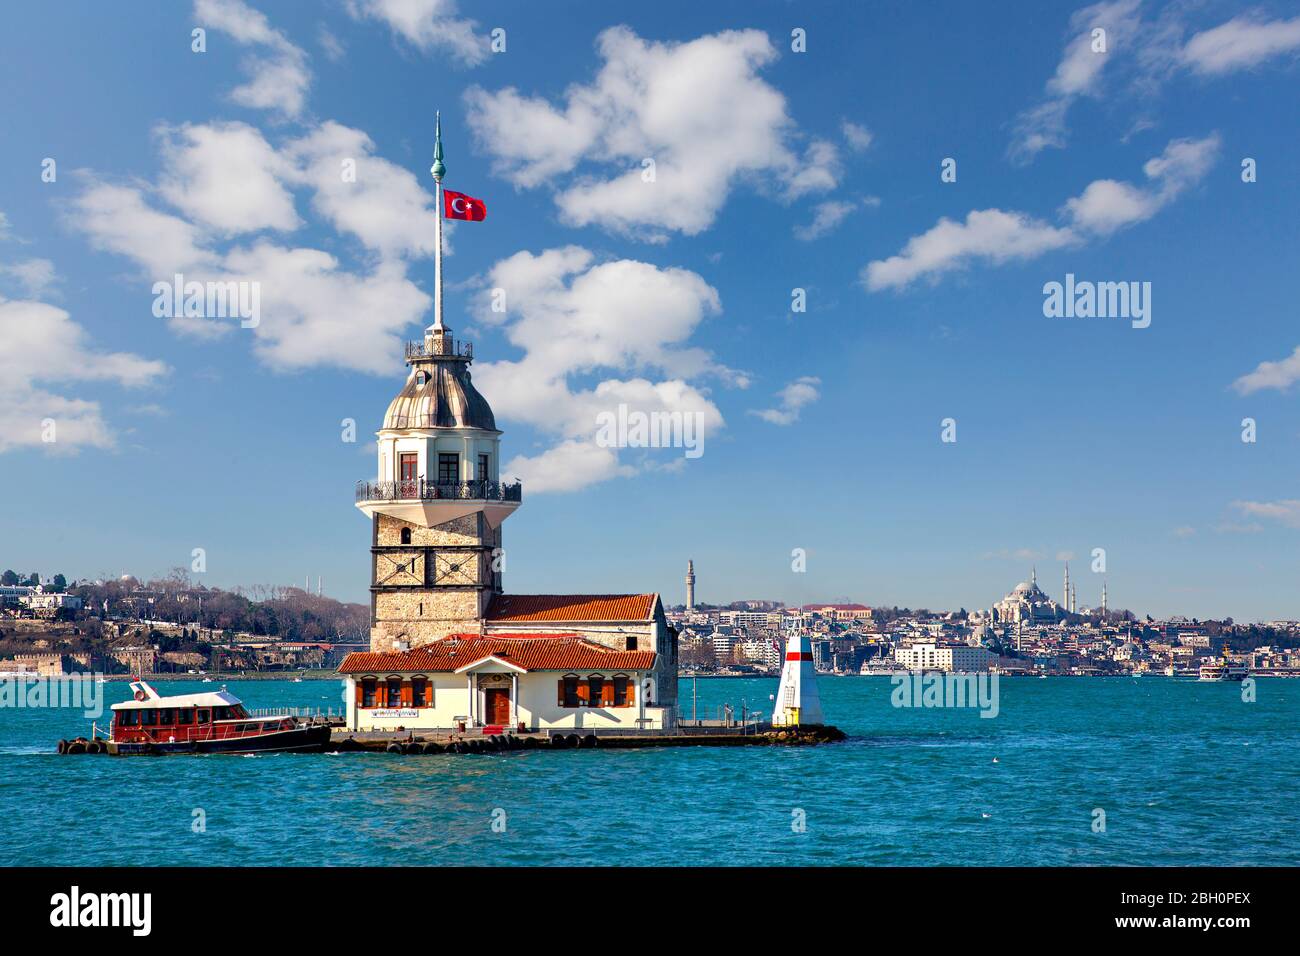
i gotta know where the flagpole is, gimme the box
[431,111,446,332]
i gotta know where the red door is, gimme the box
[484,688,510,725]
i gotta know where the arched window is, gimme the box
[587,674,606,707]
[360,678,377,707]
[386,676,404,708]
[558,673,580,708]
[411,676,429,707]
[400,527,412,544]
[612,674,631,707]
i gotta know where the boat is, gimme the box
[1198,660,1249,682]
[92,681,330,755]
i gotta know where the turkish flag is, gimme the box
[443,189,487,221]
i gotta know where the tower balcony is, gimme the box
[356,479,522,528]
[406,339,473,363]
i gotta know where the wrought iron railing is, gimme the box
[406,339,473,361]
[356,479,522,503]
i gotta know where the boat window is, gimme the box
[361,678,377,708]
[158,708,175,725]
[197,709,210,724]
[141,709,159,726]
[261,721,282,732]
[212,706,229,720]
[120,710,139,726]
[231,705,248,718]
[177,709,194,724]
[411,677,428,707]
[237,722,260,734]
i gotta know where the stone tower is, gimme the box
[354,117,521,653]
[685,559,695,610]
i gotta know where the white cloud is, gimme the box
[0,258,57,297]
[0,293,167,453]
[1009,0,1143,162]
[1230,499,1300,529]
[195,0,311,119]
[465,26,837,238]
[750,376,820,426]
[72,183,217,277]
[1232,345,1300,395]
[284,121,441,259]
[345,0,486,65]
[71,109,448,367]
[1063,133,1220,234]
[864,209,1076,291]
[841,120,874,152]
[224,243,430,373]
[865,135,1217,290]
[472,247,730,492]
[1182,15,1300,74]
[158,122,299,235]
[794,198,874,241]
[1010,5,1300,162]
[317,26,345,62]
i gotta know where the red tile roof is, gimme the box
[485,593,658,622]
[338,634,656,675]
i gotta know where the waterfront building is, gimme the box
[339,122,677,732]
[895,642,995,672]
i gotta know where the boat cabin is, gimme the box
[110,681,293,744]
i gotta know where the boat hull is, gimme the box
[108,724,331,756]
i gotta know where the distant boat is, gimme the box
[1199,661,1248,682]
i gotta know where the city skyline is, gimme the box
[3,1,1300,620]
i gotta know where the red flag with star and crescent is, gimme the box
[443,189,487,221]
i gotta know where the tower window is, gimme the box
[400,527,412,545]
[478,454,490,481]
[438,453,459,484]
[399,453,418,482]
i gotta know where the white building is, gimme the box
[341,632,670,733]
[895,642,995,672]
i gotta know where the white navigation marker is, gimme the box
[771,631,824,726]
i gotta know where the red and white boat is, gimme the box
[95,681,330,755]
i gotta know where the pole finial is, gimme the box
[431,111,446,182]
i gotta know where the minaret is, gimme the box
[685,559,696,611]
[1070,584,1076,614]
[354,117,520,653]
[1063,562,1070,615]
[1101,579,1108,619]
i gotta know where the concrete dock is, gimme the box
[327,724,846,754]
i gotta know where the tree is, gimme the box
[52,574,67,593]
[25,572,39,586]
[0,570,17,586]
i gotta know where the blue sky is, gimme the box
[2,0,1299,620]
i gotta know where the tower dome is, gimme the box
[382,334,496,431]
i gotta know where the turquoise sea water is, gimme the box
[0,676,1294,866]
